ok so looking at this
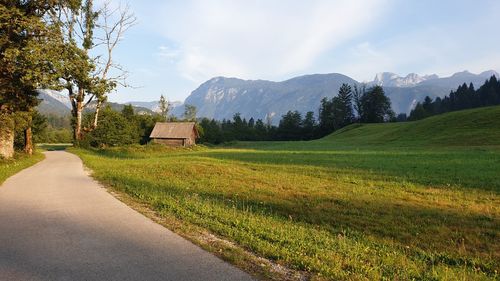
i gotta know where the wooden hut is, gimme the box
[149,122,199,147]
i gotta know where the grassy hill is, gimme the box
[229,106,500,151]
[324,106,500,147]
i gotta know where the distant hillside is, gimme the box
[85,101,153,115]
[323,106,500,146]
[184,74,358,122]
[127,100,183,114]
[37,90,71,116]
[181,70,498,123]
[36,90,154,116]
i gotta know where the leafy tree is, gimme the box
[83,106,136,148]
[408,103,428,121]
[135,113,165,144]
[409,76,500,121]
[396,113,407,122]
[0,0,69,157]
[332,83,354,130]
[360,86,394,123]
[121,104,135,120]
[302,111,316,139]
[352,84,366,121]
[254,119,268,140]
[318,97,334,135]
[158,94,169,119]
[184,104,197,121]
[248,117,255,128]
[278,110,302,140]
[52,0,136,144]
[422,96,434,114]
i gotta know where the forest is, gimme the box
[409,75,500,120]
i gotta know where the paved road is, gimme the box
[0,151,253,281]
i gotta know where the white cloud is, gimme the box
[157,45,181,62]
[334,17,500,82]
[152,0,388,82]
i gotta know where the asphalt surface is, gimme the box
[0,151,253,281]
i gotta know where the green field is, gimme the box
[0,152,45,185]
[72,107,500,280]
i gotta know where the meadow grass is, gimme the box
[71,145,499,279]
[70,107,500,280]
[0,152,45,185]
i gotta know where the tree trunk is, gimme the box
[72,88,85,144]
[24,126,33,155]
[92,100,102,130]
[0,114,15,159]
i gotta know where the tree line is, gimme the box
[409,76,500,120]
[199,84,395,144]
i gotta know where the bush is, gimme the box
[83,107,138,148]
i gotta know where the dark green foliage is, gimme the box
[277,111,303,140]
[158,94,169,118]
[31,113,72,143]
[81,105,167,148]
[302,111,316,140]
[199,84,396,144]
[409,76,500,120]
[83,107,136,148]
[332,84,354,130]
[199,118,223,144]
[396,113,407,122]
[408,103,428,121]
[184,104,197,121]
[352,84,366,119]
[318,97,334,135]
[360,86,394,123]
[13,111,32,150]
[121,104,135,120]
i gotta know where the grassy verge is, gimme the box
[70,143,499,280]
[0,152,45,185]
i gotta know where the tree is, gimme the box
[408,103,427,121]
[158,94,169,119]
[332,83,354,130]
[422,96,434,115]
[121,104,135,120]
[360,86,394,123]
[83,106,136,147]
[407,76,500,120]
[254,119,268,140]
[352,84,366,121]
[278,110,302,140]
[51,0,136,144]
[302,111,316,139]
[184,104,197,121]
[0,1,73,157]
[318,97,334,135]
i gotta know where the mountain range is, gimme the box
[37,90,154,116]
[38,70,499,124]
[175,70,498,123]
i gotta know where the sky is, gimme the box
[104,0,500,103]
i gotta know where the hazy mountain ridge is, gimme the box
[37,70,499,123]
[37,90,155,116]
[127,100,183,114]
[180,70,498,123]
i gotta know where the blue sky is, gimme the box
[105,0,500,103]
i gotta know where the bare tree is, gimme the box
[88,1,137,131]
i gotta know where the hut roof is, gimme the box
[149,122,198,139]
